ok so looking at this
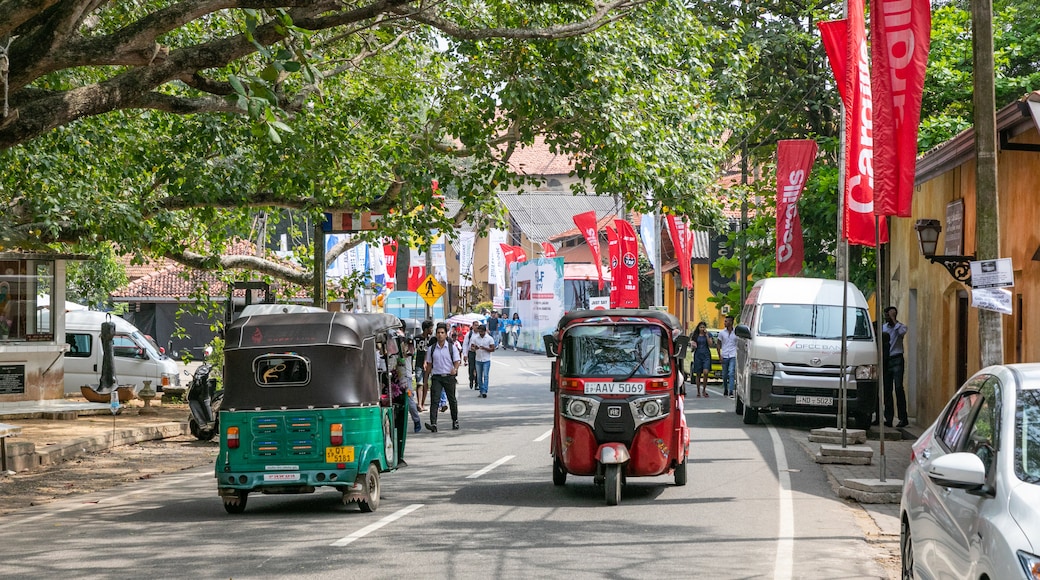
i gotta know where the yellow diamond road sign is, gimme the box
[419,275,445,306]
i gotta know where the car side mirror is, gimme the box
[735,324,752,340]
[543,334,558,358]
[927,452,987,490]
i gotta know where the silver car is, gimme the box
[899,364,1040,579]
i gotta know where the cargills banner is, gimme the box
[511,257,564,353]
[775,139,818,277]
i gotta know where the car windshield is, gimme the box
[560,324,670,378]
[757,304,873,340]
[1015,389,1040,484]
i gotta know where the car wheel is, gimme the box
[222,490,248,514]
[552,455,567,486]
[604,464,621,506]
[900,517,914,580]
[674,460,687,486]
[742,401,759,425]
[358,463,381,513]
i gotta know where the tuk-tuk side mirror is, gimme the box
[543,334,558,358]
[673,335,690,360]
[735,324,752,340]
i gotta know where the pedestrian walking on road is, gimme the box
[469,324,496,397]
[424,322,461,432]
[507,312,522,351]
[462,325,478,389]
[487,311,501,346]
[691,321,715,398]
[717,315,738,397]
[415,319,434,411]
[883,306,909,428]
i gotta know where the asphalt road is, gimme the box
[0,350,891,579]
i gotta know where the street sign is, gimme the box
[419,275,445,306]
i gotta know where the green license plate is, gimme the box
[325,446,355,463]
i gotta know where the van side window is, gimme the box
[65,333,92,358]
[113,335,146,359]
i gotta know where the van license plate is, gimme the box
[795,395,833,406]
[325,446,355,463]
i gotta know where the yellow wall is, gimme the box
[662,263,724,332]
[890,129,1040,424]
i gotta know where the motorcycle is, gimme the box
[186,359,222,441]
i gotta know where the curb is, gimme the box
[6,422,189,472]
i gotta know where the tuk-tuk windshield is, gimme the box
[561,324,670,378]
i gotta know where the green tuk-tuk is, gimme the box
[216,309,406,514]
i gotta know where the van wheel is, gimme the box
[357,463,381,513]
[734,395,744,415]
[742,403,759,425]
[854,411,873,430]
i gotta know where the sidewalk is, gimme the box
[0,397,189,474]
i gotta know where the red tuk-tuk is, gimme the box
[544,309,690,505]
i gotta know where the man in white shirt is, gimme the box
[716,315,738,398]
[469,324,497,398]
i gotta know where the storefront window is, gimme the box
[0,259,55,342]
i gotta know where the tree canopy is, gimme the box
[1,0,749,300]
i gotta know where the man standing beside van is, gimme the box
[717,315,738,398]
[883,307,909,428]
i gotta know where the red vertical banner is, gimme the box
[500,243,517,270]
[871,0,931,217]
[666,216,693,289]
[775,140,819,277]
[512,245,527,263]
[573,211,604,289]
[382,239,398,289]
[818,1,887,246]
[541,242,557,258]
[615,219,640,308]
[605,226,619,308]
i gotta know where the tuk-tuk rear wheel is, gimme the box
[357,463,381,513]
[222,491,248,514]
[674,460,688,486]
[605,464,621,506]
[552,455,567,486]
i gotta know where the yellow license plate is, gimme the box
[325,446,355,463]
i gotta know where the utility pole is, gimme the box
[740,142,749,306]
[972,0,1004,367]
[313,221,326,309]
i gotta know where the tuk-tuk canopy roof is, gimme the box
[226,311,402,350]
[557,309,682,332]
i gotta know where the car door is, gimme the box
[939,376,1001,578]
[915,379,983,576]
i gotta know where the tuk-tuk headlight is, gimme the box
[567,398,590,418]
[631,395,671,426]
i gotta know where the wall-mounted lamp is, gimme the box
[914,219,974,283]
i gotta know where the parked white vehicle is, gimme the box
[900,363,1040,580]
[63,311,180,395]
[733,277,878,427]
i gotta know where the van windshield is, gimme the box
[130,331,164,359]
[757,304,872,340]
[560,324,670,378]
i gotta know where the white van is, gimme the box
[63,311,181,395]
[733,277,878,427]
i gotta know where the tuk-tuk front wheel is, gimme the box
[222,490,248,514]
[605,464,621,506]
[552,455,567,486]
[357,463,381,513]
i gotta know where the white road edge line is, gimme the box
[767,422,794,580]
[534,429,552,442]
[466,455,515,479]
[330,504,424,547]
